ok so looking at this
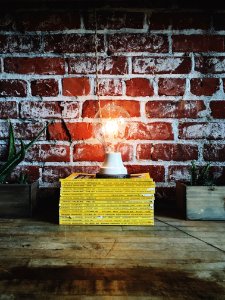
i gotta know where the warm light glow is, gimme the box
[102,118,124,139]
[94,103,130,153]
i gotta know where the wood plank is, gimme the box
[0,228,190,239]
[0,274,224,298]
[0,217,225,299]
[0,240,216,253]
[0,248,224,261]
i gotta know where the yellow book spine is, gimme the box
[61,172,151,181]
[59,218,154,225]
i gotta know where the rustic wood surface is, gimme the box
[0,216,225,299]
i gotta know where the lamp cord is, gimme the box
[94,9,100,99]
[94,9,107,151]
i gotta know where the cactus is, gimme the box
[0,121,48,184]
[190,160,197,185]
[190,160,212,186]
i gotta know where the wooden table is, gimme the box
[0,216,225,299]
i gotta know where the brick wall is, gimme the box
[0,2,225,200]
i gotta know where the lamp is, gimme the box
[94,102,130,178]
[93,10,129,178]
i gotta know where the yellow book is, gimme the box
[59,172,155,226]
[60,173,155,187]
[60,186,155,192]
[59,216,154,225]
[59,199,154,207]
[63,172,151,180]
[60,221,154,225]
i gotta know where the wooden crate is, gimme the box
[176,182,225,220]
[0,182,38,218]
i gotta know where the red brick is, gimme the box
[195,57,225,74]
[0,35,40,53]
[21,101,79,119]
[47,122,69,141]
[132,57,191,74]
[42,166,99,183]
[73,144,105,162]
[0,80,27,97]
[136,143,198,161]
[204,144,225,162]
[14,11,80,31]
[190,78,219,96]
[48,122,93,141]
[150,13,210,30]
[98,79,122,96]
[14,122,47,140]
[153,144,198,161]
[126,122,174,140]
[146,100,206,118]
[168,166,190,183]
[66,123,93,140]
[44,34,104,53]
[126,165,165,182]
[210,101,225,118]
[4,57,65,75]
[209,166,225,185]
[68,57,127,75]
[82,101,102,118]
[10,166,40,183]
[0,122,12,139]
[0,120,46,143]
[83,11,144,29]
[213,13,225,30]
[62,78,90,96]
[0,101,17,118]
[158,78,185,96]
[31,79,59,97]
[169,165,224,184]
[136,144,152,160]
[82,100,140,118]
[114,143,133,161]
[25,144,70,162]
[172,35,224,52]
[179,122,225,140]
[126,78,154,97]
[0,121,46,140]
[108,34,169,53]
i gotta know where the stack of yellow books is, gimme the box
[59,173,155,225]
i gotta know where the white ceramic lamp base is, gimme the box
[97,152,128,178]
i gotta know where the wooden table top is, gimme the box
[0,216,225,299]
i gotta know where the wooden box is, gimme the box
[176,182,225,220]
[0,182,38,218]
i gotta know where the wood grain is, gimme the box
[0,216,225,299]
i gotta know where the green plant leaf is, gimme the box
[190,160,197,186]
[7,120,16,160]
[197,162,211,186]
[17,172,29,184]
[0,140,26,183]
[25,123,48,152]
[0,122,51,184]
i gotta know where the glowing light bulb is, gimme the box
[94,103,130,177]
[94,103,129,153]
[102,119,119,137]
